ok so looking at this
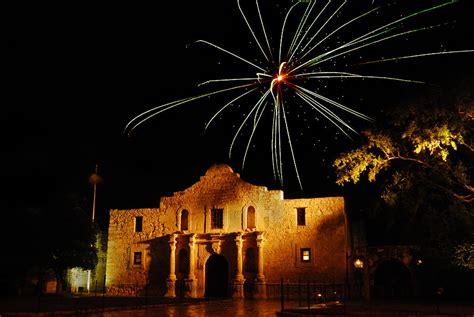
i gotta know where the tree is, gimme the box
[333,89,473,257]
[46,192,98,294]
[1,192,98,295]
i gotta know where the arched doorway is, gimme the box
[205,254,228,297]
[244,247,256,298]
[178,249,189,278]
[373,260,412,299]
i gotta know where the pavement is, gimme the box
[1,296,473,316]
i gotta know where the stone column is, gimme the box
[254,232,267,298]
[165,234,177,298]
[185,234,198,298]
[233,233,245,298]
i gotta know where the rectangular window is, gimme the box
[211,208,224,229]
[135,216,143,232]
[133,252,142,265]
[297,208,306,226]
[301,248,311,263]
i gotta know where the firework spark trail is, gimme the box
[291,23,444,77]
[288,0,346,64]
[292,83,373,122]
[291,1,455,73]
[291,23,444,75]
[292,71,426,84]
[198,77,260,87]
[195,40,266,72]
[204,88,258,131]
[125,83,256,135]
[287,0,334,64]
[287,0,317,58]
[237,0,270,62]
[229,88,272,159]
[255,0,273,61]
[242,100,268,169]
[281,94,302,189]
[125,0,473,190]
[271,96,283,183]
[279,2,301,65]
[355,50,474,65]
[297,6,380,62]
[293,87,357,139]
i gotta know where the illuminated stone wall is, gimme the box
[105,164,346,297]
[105,208,165,295]
[266,197,346,283]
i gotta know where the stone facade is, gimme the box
[105,164,347,298]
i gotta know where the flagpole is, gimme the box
[87,164,99,293]
[92,164,98,223]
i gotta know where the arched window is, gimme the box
[181,209,189,231]
[247,206,256,230]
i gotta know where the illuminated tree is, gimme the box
[334,93,473,204]
[47,192,98,294]
[333,88,473,259]
[453,243,474,270]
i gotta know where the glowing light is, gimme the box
[354,258,364,269]
[124,0,474,189]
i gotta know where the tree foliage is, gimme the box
[334,93,473,204]
[453,243,474,270]
[333,89,473,262]
[47,192,98,293]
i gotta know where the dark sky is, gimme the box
[4,0,474,225]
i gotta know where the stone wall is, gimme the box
[159,164,284,234]
[106,208,166,295]
[264,197,346,283]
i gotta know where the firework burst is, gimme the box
[125,0,473,190]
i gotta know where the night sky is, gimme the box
[5,0,474,228]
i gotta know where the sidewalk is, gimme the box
[0,294,212,316]
[1,296,473,316]
[278,300,474,316]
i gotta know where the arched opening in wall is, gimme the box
[247,206,256,230]
[244,247,256,298]
[205,254,228,297]
[373,260,412,300]
[177,249,189,279]
[181,210,189,231]
[244,248,256,273]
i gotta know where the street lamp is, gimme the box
[353,258,364,269]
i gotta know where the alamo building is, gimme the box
[105,164,347,298]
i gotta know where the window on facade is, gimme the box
[135,216,143,232]
[211,208,224,229]
[133,252,142,265]
[181,209,189,231]
[247,206,256,230]
[300,248,311,263]
[297,208,306,226]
